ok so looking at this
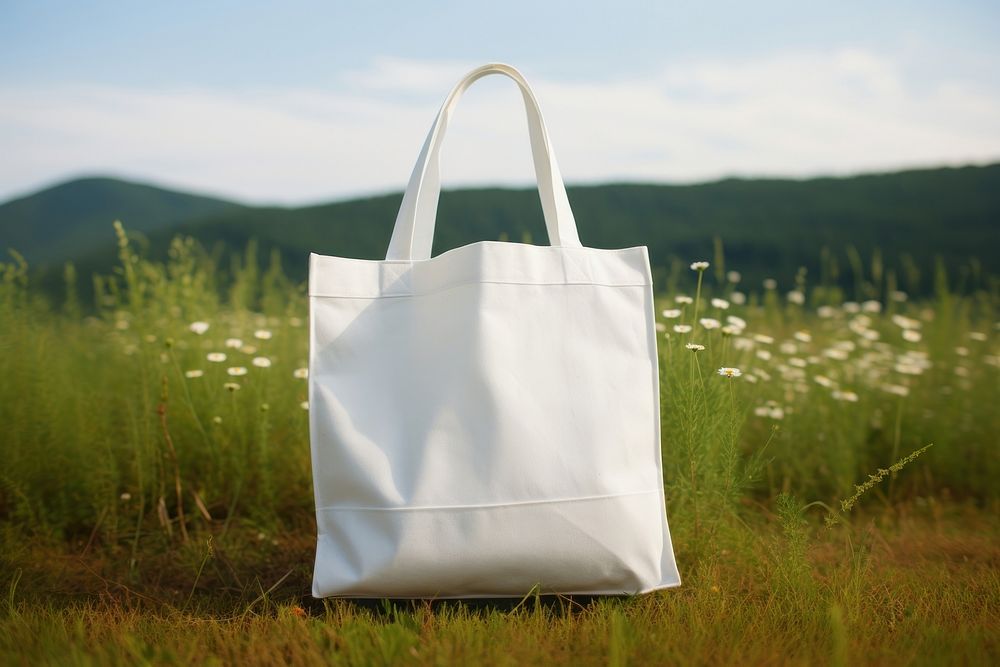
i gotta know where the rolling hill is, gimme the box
[3,164,999,299]
[0,176,244,265]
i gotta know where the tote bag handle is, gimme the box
[385,63,582,261]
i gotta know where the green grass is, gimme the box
[0,227,997,665]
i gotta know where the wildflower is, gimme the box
[207,352,227,363]
[895,362,924,376]
[891,314,920,330]
[832,390,859,402]
[721,325,739,336]
[763,278,777,290]
[224,382,241,392]
[733,337,753,351]
[862,300,882,313]
[655,322,666,332]
[717,367,742,378]
[842,301,861,314]
[115,319,130,330]
[300,401,309,410]
[690,261,710,271]
[189,321,210,335]
[754,401,783,419]
[730,291,746,305]
[252,356,272,368]
[726,315,747,330]
[787,290,805,305]
[726,270,741,284]
[673,324,692,334]
[685,343,705,352]
[756,349,772,361]
[240,344,258,355]
[789,357,807,368]
[711,298,730,310]
[661,309,682,319]
[254,329,273,340]
[293,367,309,379]
[699,318,721,330]
[882,383,910,397]
[779,342,797,355]
[890,290,908,303]
[955,346,969,357]
[813,375,835,388]
[675,295,693,305]
[225,338,243,349]
[824,348,849,361]
[793,331,812,343]
[817,305,837,318]
[120,492,131,501]
[969,332,987,342]
[902,330,922,343]
[753,334,774,345]
[227,367,248,376]
[184,369,204,379]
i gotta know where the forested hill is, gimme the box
[4,163,998,295]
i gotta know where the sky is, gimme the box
[1,0,999,204]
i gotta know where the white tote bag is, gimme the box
[309,63,680,598]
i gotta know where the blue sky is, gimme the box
[2,1,999,203]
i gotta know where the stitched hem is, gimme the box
[309,279,649,300]
[315,489,660,513]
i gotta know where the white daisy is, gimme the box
[206,352,227,363]
[189,321,210,335]
[690,261,710,271]
[293,367,309,379]
[227,367,248,376]
[717,367,743,378]
[254,329,273,340]
[685,343,705,352]
[673,324,693,334]
[184,369,204,379]
[252,356,272,368]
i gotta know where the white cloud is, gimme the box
[1,50,999,204]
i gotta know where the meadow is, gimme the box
[0,225,997,665]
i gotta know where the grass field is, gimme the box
[1,227,997,665]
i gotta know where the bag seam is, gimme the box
[309,280,649,300]
[315,489,660,513]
